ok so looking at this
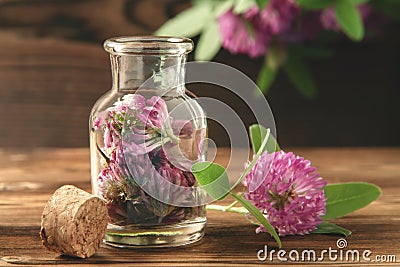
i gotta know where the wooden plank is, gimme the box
[0,0,399,148]
[0,36,110,147]
[0,0,185,42]
[0,148,399,265]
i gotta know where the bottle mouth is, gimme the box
[104,36,194,55]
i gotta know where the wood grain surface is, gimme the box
[0,147,399,266]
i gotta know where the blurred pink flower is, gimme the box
[218,0,299,57]
[243,151,327,236]
[321,4,372,31]
[218,9,269,58]
[246,0,299,35]
[286,13,324,42]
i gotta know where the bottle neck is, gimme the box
[110,53,187,95]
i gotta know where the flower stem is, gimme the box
[231,128,270,190]
[206,203,249,214]
[96,144,110,164]
[226,200,238,209]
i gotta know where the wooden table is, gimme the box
[0,148,399,266]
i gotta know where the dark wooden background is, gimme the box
[0,0,399,148]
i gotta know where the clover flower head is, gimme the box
[243,150,327,236]
[94,93,203,225]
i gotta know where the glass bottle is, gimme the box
[89,36,207,247]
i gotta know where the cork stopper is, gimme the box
[40,185,108,258]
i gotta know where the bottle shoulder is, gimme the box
[89,89,206,120]
[93,89,139,110]
[90,90,119,118]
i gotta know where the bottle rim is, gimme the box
[104,36,194,55]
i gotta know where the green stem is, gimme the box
[230,192,282,248]
[226,200,238,209]
[206,203,248,214]
[97,144,110,164]
[231,128,271,190]
[162,118,180,143]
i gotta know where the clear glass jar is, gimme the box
[89,36,207,247]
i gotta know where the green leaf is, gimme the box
[249,124,280,155]
[191,162,230,200]
[323,182,382,220]
[234,0,256,14]
[255,0,270,9]
[283,56,317,98]
[194,20,222,61]
[215,0,235,16]
[257,62,277,94]
[154,4,211,37]
[334,0,365,41]
[231,193,282,248]
[296,0,334,10]
[193,127,274,201]
[312,221,352,236]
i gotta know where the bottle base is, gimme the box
[103,219,206,248]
